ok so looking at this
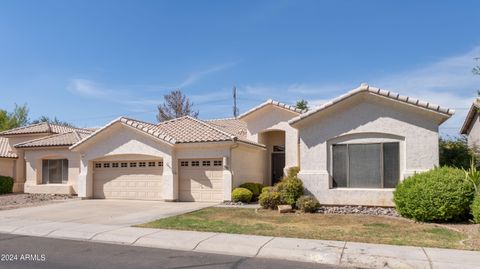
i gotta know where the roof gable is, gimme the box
[14,130,92,148]
[0,137,16,158]
[289,83,454,126]
[239,99,303,120]
[460,99,480,134]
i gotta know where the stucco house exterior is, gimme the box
[460,98,480,149]
[0,84,453,206]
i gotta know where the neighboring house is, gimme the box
[460,98,480,149]
[0,83,453,206]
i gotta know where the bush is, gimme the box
[394,167,475,222]
[231,187,253,203]
[0,176,14,194]
[276,176,304,207]
[296,195,320,213]
[259,190,282,209]
[261,186,271,193]
[239,182,264,199]
[472,194,480,224]
[287,166,300,178]
[439,136,476,169]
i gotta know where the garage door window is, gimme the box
[42,159,68,184]
[192,161,200,166]
[130,162,137,167]
[214,160,222,166]
[202,160,211,166]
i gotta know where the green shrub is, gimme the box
[296,195,320,213]
[275,176,304,207]
[239,182,265,199]
[231,187,253,203]
[287,166,300,178]
[0,176,14,194]
[439,136,476,169]
[394,167,475,222]
[261,186,271,193]
[472,194,480,224]
[259,190,282,209]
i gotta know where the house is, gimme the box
[0,83,453,206]
[460,98,480,149]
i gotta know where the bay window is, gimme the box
[332,142,399,188]
[42,159,68,184]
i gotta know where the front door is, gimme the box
[271,153,285,185]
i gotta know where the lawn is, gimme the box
[138,207,480,251]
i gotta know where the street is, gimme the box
[0,233,346,269]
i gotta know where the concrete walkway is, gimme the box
[0,217,478,269]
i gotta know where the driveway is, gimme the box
[0,199,216,226]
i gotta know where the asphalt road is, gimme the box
[0,233,346,269]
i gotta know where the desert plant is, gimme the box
[463,159,480,193]
[0,176,14,194]
[296,195,320,213]
[261,186,271,193]
[231,187,253,203]
[439,136,476,169]
[472,194,480,224]
[287,166,300,178]
[258,190,282,209]
[394,167,475,222]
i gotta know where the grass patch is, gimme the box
[137,207,478,250]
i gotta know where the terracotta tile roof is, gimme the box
[289,83,455,125]
[460,99,480,134]
[0,137,17,158]
[205,118,247,139]
[0,122,91,136]
[71,116,265,149]
[14,130,93,148]
[239,99,303,119]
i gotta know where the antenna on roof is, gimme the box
[233,86,239,118]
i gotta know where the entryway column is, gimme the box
[163,154,178,201]
[223,156,232,201]
[77,157,92,198]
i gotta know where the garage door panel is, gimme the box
[179,159,224,202]
[93,161,163,201]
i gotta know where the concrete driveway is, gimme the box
[0,199,216,226]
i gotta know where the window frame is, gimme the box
[42,159,69,184]
[331,142,400,189]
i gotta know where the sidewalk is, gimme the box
[0,216,478,269]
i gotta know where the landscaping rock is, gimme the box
[317,205,398,217]
[0,193,78,210]
[278,205,292,213]
[221,201,245,206]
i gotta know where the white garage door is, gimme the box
[93,160,163,200]
[179,159,224,202]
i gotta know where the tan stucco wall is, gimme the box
[74,123,173,199]
[23,148,80,195]
[0,158,15,178]
[6,134,59,192]
[467,114,480,150]
[296,94,442,206]
[243,105,299,175]
[231,144,266,186]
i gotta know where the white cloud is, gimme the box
[177,61,240,88]
[67,79,107,97]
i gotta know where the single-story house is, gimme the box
[0,83,453,206]
[460,98,480,149]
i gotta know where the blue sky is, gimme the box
[0,0,479,136]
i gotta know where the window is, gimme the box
[112,163,119,168]
[121,162,128,168]
[42,159,68,184]
[191,161,200,166]
[180,161,188,167]
[130,162,137,167]
[148,162,156,167]
[332,142,399,188]
[103,163,110,168]
[158,161,164,167]
[95,163,102,168]
[202,160,211,166]
[213,160,222,166]
[139,162,146,167]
